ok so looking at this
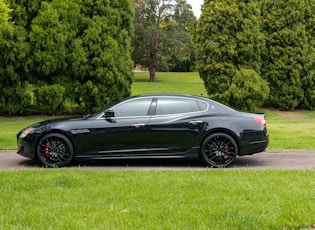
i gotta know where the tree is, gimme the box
[0,0,134,114]
[260,0,307,110]
[0,0,13,110]
[0,0,11,23]
[132,0,196,82]
[299,0,315,109]
[196,0,268,111]
[0,0,31,114]
[166,0,196,72]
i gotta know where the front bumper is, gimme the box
[17,134,37,160]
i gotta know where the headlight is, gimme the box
[19,128,35,139]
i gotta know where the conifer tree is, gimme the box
[196,0,268,111]
[261,0,306,110]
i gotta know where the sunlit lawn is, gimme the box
[0,169,314,229]
[131,72,208,96]
[264,109,315,150]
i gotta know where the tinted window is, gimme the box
[113,98,152,117]
[197,101,208,111]
[156,97,200,115]
[206,99,235,113]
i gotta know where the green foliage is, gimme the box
[29,0,82,78]
[197,0,315,111]
[261,0,307,110]
[229,69,269,112]
[0,1,30,113]
[36,84,65,115]
[299,0,315,109]
[0,0,11,23]
[0,0,134,115]
[62,98,80,115]
[196,0,266,111]
[0,83,35,115]
[132,0,196,81]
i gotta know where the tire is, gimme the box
[36,133,74,167]
[200,133,238,168]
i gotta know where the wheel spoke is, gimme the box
[37,134,73,167]
[201,133,238,167]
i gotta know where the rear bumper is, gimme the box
[239,130,269,156]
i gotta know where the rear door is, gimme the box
[148,96,206,155]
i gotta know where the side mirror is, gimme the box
[105,110,115,118]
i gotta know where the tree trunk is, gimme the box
[149,51,157,82]
[149,65,156,82]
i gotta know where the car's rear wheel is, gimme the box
[200,133,238,167]
[36,133,74,167]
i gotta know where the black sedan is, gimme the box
[17,94,269,167]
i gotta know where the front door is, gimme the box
[90,97,153,156]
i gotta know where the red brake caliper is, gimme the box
[225,144,229,155]
[44,142,50,158]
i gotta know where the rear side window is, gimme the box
[197,101,208,111]
[156,97,200,115]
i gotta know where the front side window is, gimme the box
[113,98,153,117]
[156,97,200,115]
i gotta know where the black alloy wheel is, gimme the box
[200,133,238,168]
[37,133,74,167]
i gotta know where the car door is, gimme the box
[148,96,206,155]
[90,97,153,156]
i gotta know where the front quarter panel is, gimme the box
[45,119,95,156]
[17,118,95,159]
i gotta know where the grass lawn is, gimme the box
[264,109,315,150]
[131,72,208,96]
[1,169,315,229]
[1,72,315,229]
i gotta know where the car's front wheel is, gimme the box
[36,133,74,167]
[200,133,238,168]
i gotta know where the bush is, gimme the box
[61,98,81,115]
[229,68,269,112]
[36,84,65,115]
[0,83,36,115]
[0,0,134,115]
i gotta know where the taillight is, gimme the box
[254,117,266,126]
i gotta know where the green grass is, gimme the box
[131,72,208,96]
[264,109,315,150]
[0,116,58,150]
[0,169,315,229]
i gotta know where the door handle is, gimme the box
[189,120,203,125]
[132,123,145,128]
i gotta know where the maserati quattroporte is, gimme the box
[17,94,269,167]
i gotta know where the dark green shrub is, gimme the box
[36,84,65,115]
[0,83,36,115]
[229,68,269,112]
[1,0,134,115]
